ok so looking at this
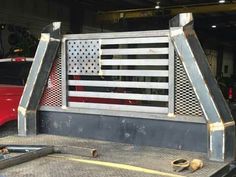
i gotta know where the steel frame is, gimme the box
[18,13,236,162]
[18,22,61,136]
[39,105,206,124]
[63,30,169,39]
[61,35,68,107]
[170,13,235,161]
[0,145,97,170]
[0,145,54,170]
[62,30,172,116]
[168,40,175,116]
[97,3,236,23]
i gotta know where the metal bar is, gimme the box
[40,106,206,124]
[168,39,175,116]
[102,48,169,55]
[98,70,169,77]
[63,30,169,40]
[101,59,169,66]
[170,3,236,15]
[68,102,168,114]
[97,4,236,23]
[68,80,169,89]
[68,70,169,77]
[6,146,42,153]
[68,91,168,101]
[18,22,61,136]
[61,39,68,107]
[0,147,54,170]
[101,37,169,45]
[170,13,235,162]
[53,146,98,158]
[0,145,99,170]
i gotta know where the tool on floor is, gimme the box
[171,158,204,173]
[189,159,203,172]
[171,159,190,172]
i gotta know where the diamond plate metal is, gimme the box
[174,53,203,117]
[0,133,228,177]
[67,40,100,75]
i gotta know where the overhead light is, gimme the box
[155,1,160,9]
[211,25,217,28]
[219,0,225,3]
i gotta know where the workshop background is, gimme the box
[0,0,235,77]
[0,1,235,176]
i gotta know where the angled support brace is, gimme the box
[170,13,235,162]
[18,22,61,136]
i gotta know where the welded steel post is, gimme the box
[170,13,235,161]
[18,22,61,136]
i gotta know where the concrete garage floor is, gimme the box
[0,122,229,177]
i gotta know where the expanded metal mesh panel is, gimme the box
[67,40,100,75]
[40,51,62,107]
[174,53,203,116]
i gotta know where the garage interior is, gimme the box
[0,0,235,77]
[0,0,236,177]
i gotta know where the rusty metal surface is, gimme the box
[0,132,228,177]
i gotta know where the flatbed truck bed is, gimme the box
[0,132,233,177]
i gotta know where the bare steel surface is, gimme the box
[0,123,227,177]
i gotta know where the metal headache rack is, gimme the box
[17,13,235,165]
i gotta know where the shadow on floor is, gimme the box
[0,121,17,137]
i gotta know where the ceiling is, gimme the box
[70,0,235,10]
[51,0,236,47]
[90,0,235,47]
